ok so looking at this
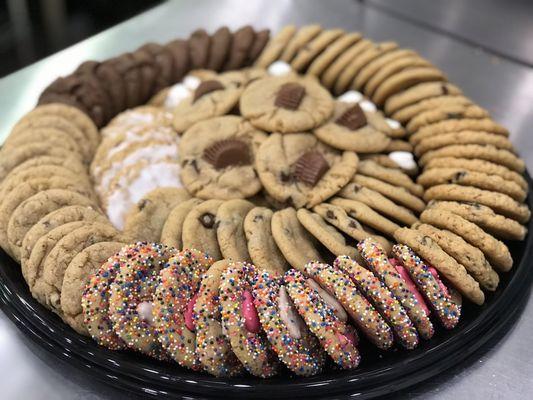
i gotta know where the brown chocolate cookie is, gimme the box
[39,74,111,127]
[76,60,126,115]
[246,29,270,66]
[223,25,255,71]
[131,48,157,103]
[207,26,232,71]
[108,53,143,108]
[189,29,211,69]
[165,39,190,82]
[138,42,175,91]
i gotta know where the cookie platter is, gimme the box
[0,24,532,399]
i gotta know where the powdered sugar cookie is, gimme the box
[104,158,182,230]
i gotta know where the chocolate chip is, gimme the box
[199,213,216,228]
[253,215,264,222]
[336,104,367,130]
[447,112,462,119]
[228,103,241,115]
[275,82,306,110]
[348,220,359,229]
[452,171,467,182]
[193,79,224,102]
[326,210,337,220]
[293,151,330,186]
[190,159,200,174]
[441,84,449,95]
[203,139,251,169]
[421,235,431,245]
[183,159,200,174]
[138,199,148,210]
[280,171,293,183]
[352,184,362,193]
[286,196,295,208]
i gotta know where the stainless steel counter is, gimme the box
[0,0,532,398]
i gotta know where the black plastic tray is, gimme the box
[1,176,532,399]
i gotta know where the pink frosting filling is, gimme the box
[390,260,431,315]
[428,267,450,297]
[336,327,358,348]
[242,290,261,333]
[185,293,198,332]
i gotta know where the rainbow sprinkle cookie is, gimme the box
[392,244,461,329]
[284,268,360,370]
[335,255,419,349]
[193,259,244,377]
[108,242,176,359]
[219,262,279,378]
[252,268,325,376]
[153,248,214,370]
[304,261,394,350]
[358,238,434,340]
[82,243,147,350]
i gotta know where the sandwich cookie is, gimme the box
[303,261,394,349]
[153,249,214,370]
[334,256,419,349]
[219,262,280,377]
[108,242,177,359]
[284,268,360,369]
[193,259,244,377]
[357,238,434,340]
[82,243,152,350]
[252,268,325,376]
[391,244,461,329]
[394,228,484,305]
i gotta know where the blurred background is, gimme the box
[1,0,533,78]
[0,0,162,77]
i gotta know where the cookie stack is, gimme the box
[90,106,179,229]
[38,26,271,127]
[0,103,135,332]
[379,76,529,303]
[81,241,460,377]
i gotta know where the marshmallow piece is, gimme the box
[389,151,417,170]
[337,90,363,104]
[386,118,401,129]
[359,99,377,113]
[136,301,154,325]
[183,75,201,90]
[268,61,292,76]
[165,84,191,108]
